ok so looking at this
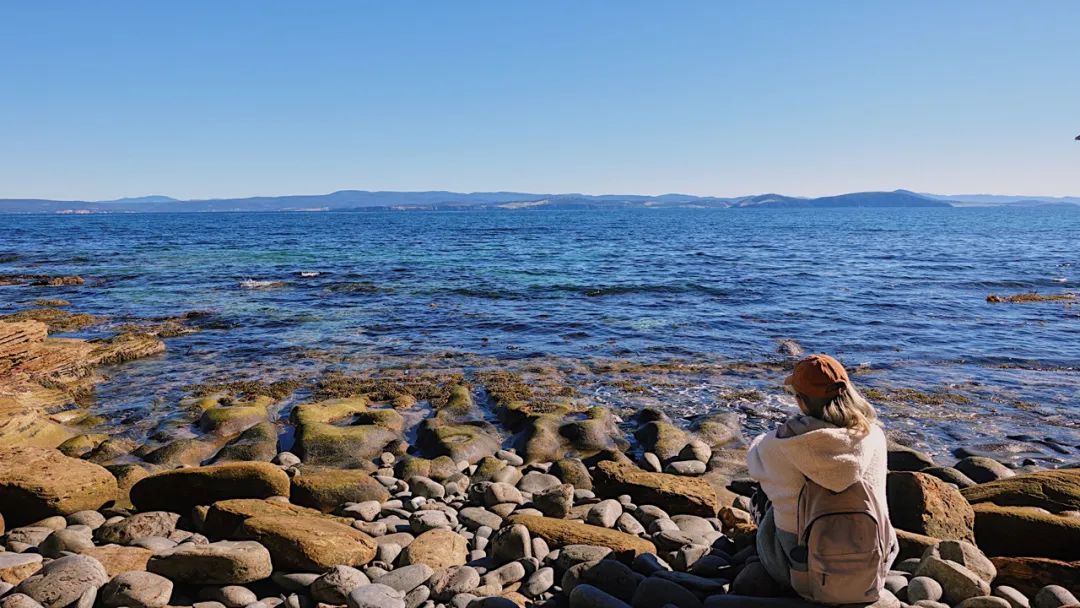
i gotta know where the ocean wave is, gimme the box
[239,279,288,289]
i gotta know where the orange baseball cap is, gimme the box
[784,354,850,399]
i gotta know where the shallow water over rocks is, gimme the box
[1,208,1077,464]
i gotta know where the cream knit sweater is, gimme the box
[746,415,890,533]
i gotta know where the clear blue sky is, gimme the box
[2,1,1078,200]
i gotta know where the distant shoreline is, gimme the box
[3,188,1079,214]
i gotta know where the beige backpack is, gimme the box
[789,477,891,605]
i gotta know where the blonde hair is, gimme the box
[797,381,878,435]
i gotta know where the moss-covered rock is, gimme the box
[508,514,656,558]
[961,469,1080,513]
[443,385,474,413]
[418,420,501,465]
[990,557,1080,597]
[290,466,390,512]
[236,514,377,572]
[0,447,118,526]
[130,461,290,512]
[210,422,279,463]
[290,397,404,467]
[692,412,744,448]
[85,438,138,465]
[290,397,369,425]
[634,418,690,463]
[559,407,628,455]
[294,420,401,467]
[352,409,406,432]
[143,437,218,467]
[593,460,720,517]
[971,504,1080,560]
[198,396,274,435]
[516,415,564,464]
[57,433,109,458]
[551,458,593,490]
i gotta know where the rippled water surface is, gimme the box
[2,208,1078,462]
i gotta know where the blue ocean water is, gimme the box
[2,207,1078,461]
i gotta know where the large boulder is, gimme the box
[236,514,377,571]
[142,437,217,467]
[508,514,657,558]
[970,504,1080,559]
[961,469,1080,513]
[147,540,272,584]
[290,466,390,512]
[202,497,348,538]
[0,447,118,526]
[886,471,975,542]
[593,460,720,517]
[991,557,1079,598]
[130,461,289,512]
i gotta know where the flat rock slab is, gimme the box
[80,544,154,577]
[971,504,1080,560]
[990,556,1080,598]
[203,497,349,538]
[593,460,720,517]
[236,514,377,572]
[147,540,272,584]
[0,447,118,526]
[509,514,657,558]
[130,461,290,512]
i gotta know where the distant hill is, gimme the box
[920,192,1080,207]
[2,188,1076,214]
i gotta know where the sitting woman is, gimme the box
[747,354,898,604]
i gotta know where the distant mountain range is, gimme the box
[0,189,1077,214]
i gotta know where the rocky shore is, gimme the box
[0,311,1077,608]
[1,418,1078,608]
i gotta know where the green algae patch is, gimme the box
[312,369,465,406]
[186,378,303,401]
[987,292,1077,303]
[862,387,973,406]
